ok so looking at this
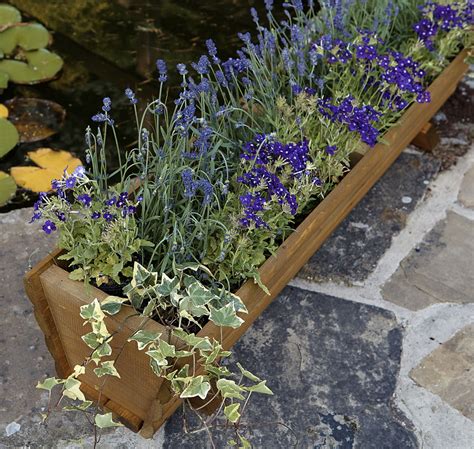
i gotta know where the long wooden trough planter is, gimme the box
[24,49,469,437]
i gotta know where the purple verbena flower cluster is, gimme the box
[318,96,381,147]
[414,2,473,50]
[237,134,312,228]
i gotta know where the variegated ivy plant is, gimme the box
[37,262,272,447]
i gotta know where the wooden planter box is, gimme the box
[25,49,469,437]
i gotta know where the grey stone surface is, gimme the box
[382,212,474,311]
[410,324,474,421]
[298,152,440,285]
[163,287,417,449]
[459,165,474,209]
[0,208,93,448]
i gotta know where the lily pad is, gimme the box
[0,23,50,54]
[5,98,66,143]
[0,117,19,158]
[10,148,82,192]
[0,5,21,28]
[0,171,16,206]
[0,48,63,85]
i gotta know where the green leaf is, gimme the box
[63,378,86,402]
[222,291,248,314]
[94,360,120,378]
[69,267,85,281]
[63,400,93,411]
[82,332,102,349]
[80,299,105,322]
[142,298,157,317]
[179,297,209,317]
[36,377,62,391]
[186,282,217,306]
[146,349,168,367]
[158,339,176,358]
[94,412,123,429]
[91,342,112,363]
[236,363,260,382]
[245,381,273,395]
[251,271,270,295]
[156,273,180,296]
[216,379,245,401]
[239,434,251,448]
[128,330,161,350]
[209,303,244,329]
[172,329,213,351]
[175,262,213,277]
[131,263,155,288]
[180,376,211,400]
[224,403,241,423]
[101,296,127,315]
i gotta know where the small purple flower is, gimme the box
[156,59,168,82]
[102,97,112,112]
[42,220,56,235]
[106,197,116,206]
[77,193,92,207]
[206,39,220,64]
[192,55,210,75]
[325,145,337,156]
[177,63,188,75]
[137,195,143,203]
[103,211,114,222]
[119,192,129,201]
[91,211,101,219]
[30,211,42,223]
[51,179,60,190]
[56,211,66,222]
[125,88,138,105]
[65,176,76,189]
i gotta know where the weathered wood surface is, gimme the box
[24,49,469,436]
[412,122,440,152]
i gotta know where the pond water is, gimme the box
[1,0,281,211]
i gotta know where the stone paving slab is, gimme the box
[298,151,440,285]
[163,287,417,449]
[410,324,474,421]
[382,211,474,311]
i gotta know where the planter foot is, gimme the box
[411,122,440,152]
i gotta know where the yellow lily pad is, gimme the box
[0,104,8,118]
[10,148,82,193]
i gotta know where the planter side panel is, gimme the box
[39,265,170,423]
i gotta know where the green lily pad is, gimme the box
[0,117,19,158]
[0,70,8,88]
[0,48,63,84]
[0,23,50,54]
[0,171,17,207]
[0,5,21,28]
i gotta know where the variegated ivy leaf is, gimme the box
[37,377,62,391]
[91,319,110,338]
[239,435,251,448]
[94,360,120,378]
[169,290,183,308]
[91,342,112,364]
[244,381,273,395]
[72,365,86,377]
[80,298,105,322]
[146,349,169,368]
[186,282,217,306]
[156,273,180,296]
[131,262,156,288]
[236,363,260,382]
[209,303,244,329]
[206,365,232,378]
[176,261,213,277]
[142,298,157,317]
[222,291,248,314]
[158,339,176,358]
[128,329,161,350]
[179,297,209,317]
[100,296,128,315]
[216,379,245,401]
[179,309,204,328]
[224,403,241,423]
[172,329,213,351]
[180,375,211,400]
[63,378,86,402]
[82,332,102,349]
[94,412,123,429]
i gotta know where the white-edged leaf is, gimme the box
[94,412,123,429]
[180,376,210,400]
[224,403,241,423]
[36,377,62,391]
[209,303,244,329]
[94,360,120,378]
[128,330,161,350]
[100,296,127,315]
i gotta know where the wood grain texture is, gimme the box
[24,49,469,437]
[412,122,440,152]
